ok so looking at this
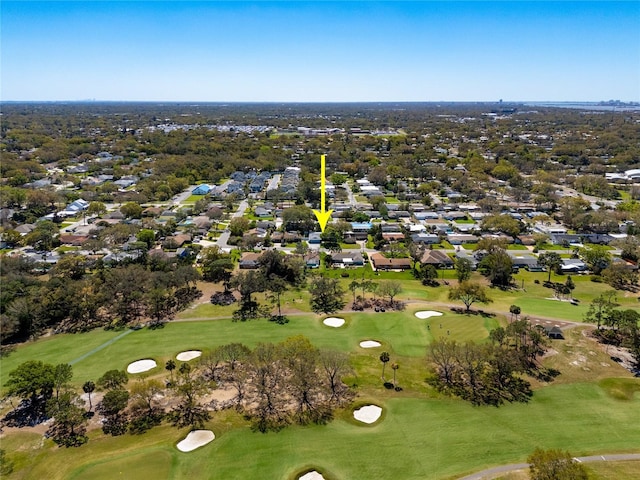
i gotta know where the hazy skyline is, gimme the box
[2,1,639,102]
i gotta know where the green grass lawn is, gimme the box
[2,307,499,391]
[585,460,640,480]
[183,194,205,204]
[3,297,640,480]
[507,244,529,250]
[8,382,640,480]
[5,271,640,480]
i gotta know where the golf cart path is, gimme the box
[457,453,640,479]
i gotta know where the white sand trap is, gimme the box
[353,405,383,424]
[176,350,202,362]
[359,340,381,348]
[299,472,325,480]
[415,310,443,319]
[127,359,157,374]
[177,430,215,452]
[323,317,345,328]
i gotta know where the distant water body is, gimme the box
[523,102,640,111]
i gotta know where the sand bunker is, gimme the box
[353,405,383,424]
[359,340,381,348]
[323,317,345,328]
[176,350,202,361]
[176,430,215,452]
[299,472,325,480]
[415,310,443,319]
[127,359,157,374]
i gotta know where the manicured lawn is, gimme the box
[507,244,529,250]
[585,461,640,479]
[2,309,494,390]
[536,243,566,251]
[183,194,205,203]
[69,449,173,479]
[4,291,640,480]
[10,383,640,480]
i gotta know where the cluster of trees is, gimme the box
[379,351,401,389]
[1,253,201,343]
[218,249,305,322]
[427,319,551,406]
[3,336,354,444]
[585,291,640,367]
[203,336,353,432]
[4,361,88,447]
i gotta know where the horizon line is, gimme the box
[2,99,639,105]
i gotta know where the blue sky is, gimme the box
[2,1,639,102]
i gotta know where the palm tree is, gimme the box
[379,352,390,380]
[509,305,521,322]
[391,363,399,388]
[82,381,95,412]
[538,252,562,283]
[165,359,176,383]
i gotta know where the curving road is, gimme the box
[457,453,640,480]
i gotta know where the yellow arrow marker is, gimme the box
[312,154,334,233]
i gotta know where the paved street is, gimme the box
[215,199,249,250]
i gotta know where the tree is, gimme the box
[86,201,107,217]
[82,381,95,412]
[266,275,288,321]
[24,220,58,252]
[136,229,156,249]
[232,270,268,321]
[120,202,143,219]
[319,350,351,402]
[419,264,439,286]
[97,369,128,390]
[50,255,86,280]
[320,229,342,252]
[455,257,473,282]
[309,275,346,314]
[228,216,250,237]
[538,252,562,282]
[6,360,55,404]
[348,279,360,304]
[282,205,316,234]
[584,291,617,330]
[170,362,210,429]
[165,359,176,383]
[408,243,426,275]
[481,214,522,237]
[46,391,88,447]
[201,248,234,289]
[129,378,164,434]
[100,388,130,436]
[379,351,390,380]
[280,336,326,424]
[53,363,73,401]
[428,338,460,387]
[378,280,403,304]
[602,262,638,291]
[478,249,513,287]
[219,343,252,371]
[248,342,288,432]
[509,305,521,322]
[448,281,492,313]
[391,362,399,388]
[579,245,611,275]
[527,448,588,480]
